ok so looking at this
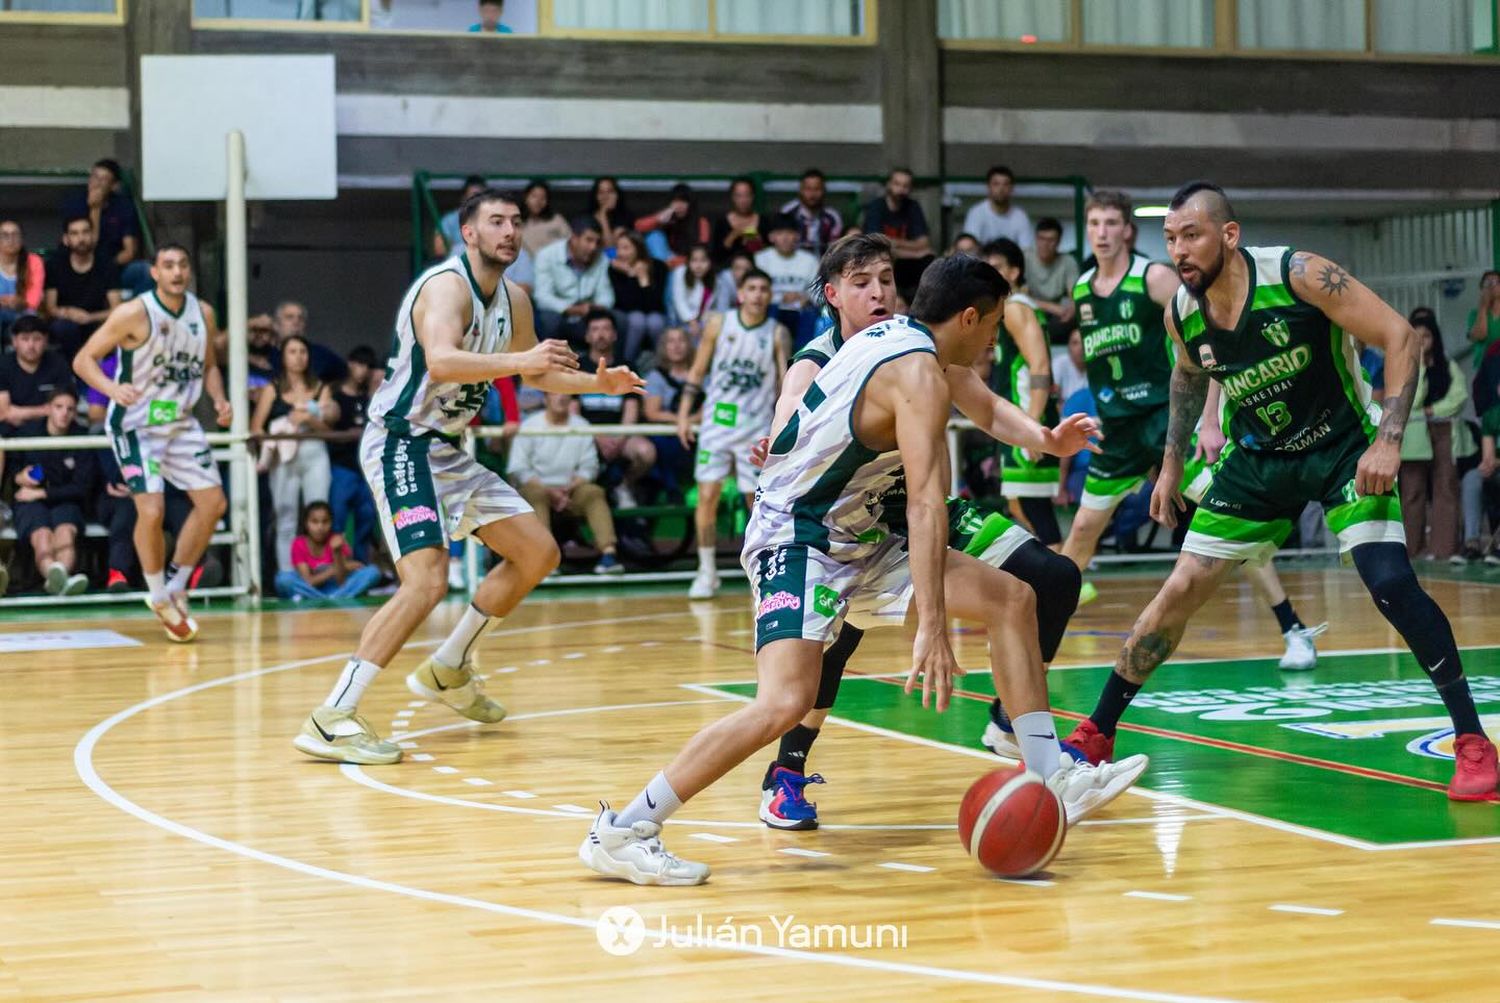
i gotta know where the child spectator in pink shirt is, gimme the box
[274,501,382,601]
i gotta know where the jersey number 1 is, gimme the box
[1107,355,1123,381]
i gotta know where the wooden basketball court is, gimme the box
[6,564,1499,1001]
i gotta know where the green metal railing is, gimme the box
[410,169,1092,276]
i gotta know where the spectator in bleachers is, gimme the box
[588,176,635,244]
[1025,217,1079,342]
[534,215,614,348]
[711,249,753,313]
[961,165,1034,248]
[11,388,93,595]
[275,501,382,600]
[575,309,655,508]
[44,215,121,359]
[328,344,378,561]
[271,300,348,384]
[1473,405,1500,564]
[469,0,513,33]
[1051,326,1089,409]
[949,232,981,257]
[0,316,73,436]
[1468,270,1500,369]
[709,176,765,267]
[1053,328,1092,507]
[0,219,44,340]
[435,175,487,258]
[635,183,710,268]
[754,214,819,347]
[511,391,622,575]
[1400,308,1467,560]
[861,167,933,295]
[779,168,843,256]
[668,244,716,340]
[607,231,668,366]
[59,159,148,294]
[642,326,698,496]
[252,335,339,572]
[521,180,570,255]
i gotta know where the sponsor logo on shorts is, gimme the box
[812,584,839,618]
[757,590,801,617]
[393,504,440,530]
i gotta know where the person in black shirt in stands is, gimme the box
[328,345,379,560]
[44,215,121,359]
[12,388,95,595]
[860,167,933,295]
[0,316,74,437]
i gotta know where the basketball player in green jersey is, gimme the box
[1067,190,1322,670]
[983,238,1061,546]
[1064,181,1497,801]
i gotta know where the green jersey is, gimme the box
[1174,246,1379,454]
[1073,255,1173,421]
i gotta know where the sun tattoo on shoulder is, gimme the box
[1318,263,1351,296]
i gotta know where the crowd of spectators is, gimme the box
[2,159,1498,600]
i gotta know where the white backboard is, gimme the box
[141,54,337,201]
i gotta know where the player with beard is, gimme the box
[293,188,644,765]
[1061,181,1497,801]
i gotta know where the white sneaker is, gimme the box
[981,720,1022,760]
[63,572,89,596]
[579,803,710,886]
[688,568,719,600]
[1278,622,1327,672]
[293,705,403,765]
[45,562,68,595]
[614,484,638,510]
[447,558,466,591]
[1046,753,1149,825]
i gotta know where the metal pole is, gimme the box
[226,129,262,602]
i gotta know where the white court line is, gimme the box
[463,777,493,787]
[879,862,936,873]
[1125,891,1192,902]
[779,847,831,859]
[433,766,459,775]
[1269,904,1343,917]
[1000,877,1055,887]
[410,753,434,763]
[73,631,1250,1002]
[1430,917,1500,931]
[503,790,538,799]
[691,833,738,844]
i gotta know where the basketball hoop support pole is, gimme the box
[226,129,262,602]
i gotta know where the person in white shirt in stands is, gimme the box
[667,244,717,341]
[754,215,819,347]
[1051,327,1089,408]
[532,215,615,347]
[510,391,622,575]
[1025,217,1079,339]
[962,165,1034,249]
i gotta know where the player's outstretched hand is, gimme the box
[1040,413,1102,457]
[517,339,579,378]
[214,397,233,428]
[749,436,770,468]
[905,625,965,713]
[595,359,646,396]
[1355,440,1400,498]
[1149,461,1187,529]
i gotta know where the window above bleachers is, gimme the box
[938,0,1499,61]
[0,0,122,24]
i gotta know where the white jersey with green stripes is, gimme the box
[744,315,937,563]
[370,254,512,439]
[107,289,208,434]
[700,309,780,438]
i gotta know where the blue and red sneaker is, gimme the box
[759,764,826,830]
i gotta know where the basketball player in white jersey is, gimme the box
[293,188,643,765]
[582,256,1144,886]
[678,267,791,599]
[74,244,231,642]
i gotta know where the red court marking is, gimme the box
[849,671,1453,796]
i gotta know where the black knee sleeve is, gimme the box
[1353,542,1461,686]
[1000,539,1082,662]
[814,623,864,709]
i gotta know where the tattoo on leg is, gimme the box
[1116,628,1180,685]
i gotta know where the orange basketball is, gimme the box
[957,767,1066,877]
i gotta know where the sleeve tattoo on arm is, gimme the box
[1164,364,1209,462]
[1377,355,1418,445]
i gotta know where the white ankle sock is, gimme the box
[697,547,716,572]
[1012,711,1063,778]
[145,570,167,603]
[326,658,384,711]
[616,771,683,828]
[167,563,193,595]
[434,603,493,669]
